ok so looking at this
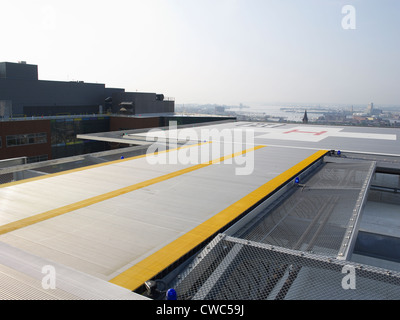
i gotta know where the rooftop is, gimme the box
[0,121,399,300]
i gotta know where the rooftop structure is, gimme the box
[0,61,174,118]
[0,120,400,300]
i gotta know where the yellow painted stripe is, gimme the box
[0,142,211,189]
[0,145,265,236]
[109,149,329,291]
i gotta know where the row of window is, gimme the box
[6,133,47,147]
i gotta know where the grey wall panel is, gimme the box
[112,92,175,114]
[0,78,124,115]
[0,62,38,80]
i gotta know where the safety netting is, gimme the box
[169,160,400,299]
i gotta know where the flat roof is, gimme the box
[1,121,400,299]
[80,121,400,156]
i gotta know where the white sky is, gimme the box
[1,0,399,107]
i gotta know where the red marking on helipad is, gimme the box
[283,129,328,136]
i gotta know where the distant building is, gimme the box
[215,106,225,114]
[366,102,374,115]
[302,110,308,124]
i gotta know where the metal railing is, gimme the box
[0,113,110,122]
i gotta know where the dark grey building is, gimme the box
[111,92,175,115]
[0,61,174,118]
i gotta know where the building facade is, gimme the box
[0,61,235,163]
[0,119,51,163]
[0,61,125,118]
[0,61,174,118]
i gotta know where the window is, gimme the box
[6,132,47,147]
[6,135,17,147]
[35,133,47,144]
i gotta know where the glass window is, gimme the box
[6,132,47,147]
[35,133,47,144]
[28,134,35,144]
[6,135,17,147]
[19,134,28,145]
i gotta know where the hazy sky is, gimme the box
[1,0,399,107]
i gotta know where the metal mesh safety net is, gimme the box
[170,160,400,300]
[172,235,400,300]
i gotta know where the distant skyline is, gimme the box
[1,0,399,107]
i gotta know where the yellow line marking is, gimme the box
[109,149,329,291]
[0,145,265,236]
[0,142,211,189]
